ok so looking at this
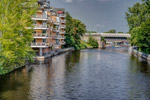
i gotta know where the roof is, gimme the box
[84,33,131,38]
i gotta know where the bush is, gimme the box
[88,36,98,48]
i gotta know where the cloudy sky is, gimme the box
[49,0,141,33]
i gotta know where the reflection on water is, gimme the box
[1,48,150,100]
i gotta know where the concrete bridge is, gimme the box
[82,33,131,48]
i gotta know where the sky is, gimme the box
[49,0,141,33]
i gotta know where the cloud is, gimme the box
[63,0,73,3]
[63,0,84,3]
[98,0,111,2]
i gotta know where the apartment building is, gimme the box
[50,7,66,50]
[31,0,66,56]
[31,0,51,56]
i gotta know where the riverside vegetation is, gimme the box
[126,0,150,54]
[0,0,38,75]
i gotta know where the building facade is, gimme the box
[31,0,66,56]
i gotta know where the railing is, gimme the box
[32,15,47,19]
[61,41,66,45]
[60,19,66,23]
[33,24,48,28]
[53,29,59,32]
[53,35,66,39]
[58,14,66,17]
[33,33,49,37]
[59,31,65,34]
[60,25,66,28]
[53,22,59,25]
[31,43,49,47]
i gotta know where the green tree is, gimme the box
[65,12,86,50]
[126,0,150,54]
[136,19,150,54]
[104,29,116,33]
[88,35,98,48]
[64,12,75,47]
[0,0,37,75]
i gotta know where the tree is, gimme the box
[65,12,86,50]
[0,0,37,74]
[136,19,150,54]
[104,29,116,33]
[126,0,150,54]
[64,12,75,47]
[88,35,98,48]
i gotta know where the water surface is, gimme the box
[1,48,150,100]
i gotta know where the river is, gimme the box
[1,48,150,100]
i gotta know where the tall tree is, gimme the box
[0,0,37,74]
[126,0,150,54]
[65,12,86,50]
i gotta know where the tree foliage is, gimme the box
[104,29,116,33]
[126,0,150,54]
[65,12,86,50]
[0,0,37,75]
[88,35,98,48]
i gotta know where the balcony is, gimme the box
[61,41,66,45]
[53,29,59,33]
[59,31,66,34]
[33,24,48,30]
[58,14,66,18]
[53,35,66,40]
[33,33,49,38]
[60,19,66,23]
[53,43,61,47]
[60,25,66,29]
[53,22,59,25]
[32,15,48,21]
[31,42,50,48]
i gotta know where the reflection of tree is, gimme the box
[128,55,150,99]
[65,51,80,73]
[0,67,31,100]
[129,55,150,74]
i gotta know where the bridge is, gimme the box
[82,33,131,48]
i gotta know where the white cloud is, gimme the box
[98,0,111,2]
[63,0,84,3]
[63,0,73,3]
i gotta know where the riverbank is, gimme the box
[34,47,74,61]
[132,47,150,62]
[0,47,74,75]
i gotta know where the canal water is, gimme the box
[1,48,150,100]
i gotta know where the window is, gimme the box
[33,39,36,43]
[42,30,46,33]
[43,39,46,43]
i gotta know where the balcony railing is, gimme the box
[31,42,50,48]
[53,29,59,32]
[33,24,48,29]
[61,41,66,45]
[58,14,66,17]
[60,19,66,23]
[33,33,49,38]
[60,25,66,28]
[59,31,65,34]
[53,22,59,25]
[53,35,66,39]
[32,15,48,20]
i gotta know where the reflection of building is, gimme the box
[31,0,66,56]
